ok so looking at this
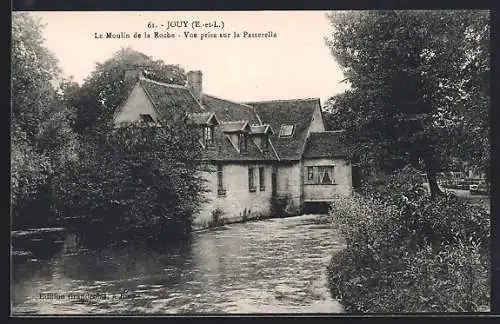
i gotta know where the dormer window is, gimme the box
[203,126,214,148]
[262,135,269,152]
[239,133,248,154]
[279,124,295,137]
[140,114,154,123]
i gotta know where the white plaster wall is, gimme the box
[113,83,159,125]
[309,104,326,132]
[193,163,274,229]
[303,158,352,200]
[275,162,302,211]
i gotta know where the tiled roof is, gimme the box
[202,95,260,124]
[303,131,352,159]
[201,127,278,162]
[200,94,278,161]
[220,121,249,133]
[140,78,204,118]
[132,78,277,162]
[249,124,273,135]
[246,99,320,161]
[187,112,218,125]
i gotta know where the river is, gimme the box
[11,214,345,315]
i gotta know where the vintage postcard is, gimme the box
[11,10,491,315]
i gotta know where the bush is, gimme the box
[51,124,207,244]
[327,167,490,313]
[208,207,225,229]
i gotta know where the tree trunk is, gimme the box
[423,155,445,198]
[426,170,443,198]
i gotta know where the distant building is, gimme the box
[113,69,354,228]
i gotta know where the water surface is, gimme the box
[12,214,344,315]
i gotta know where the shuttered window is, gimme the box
[262,136,269,152]
[248,167,256,192]
[217,164,226,196]
[259,167,265,191]
[239,133,248,154]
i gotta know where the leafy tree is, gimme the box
[325,10,489,196]
[11,13,60,142]
[48,47,208,243]
[52,124,208,244]
[72,47,187,135]
[11,125,52,222]
[11,13,81,227]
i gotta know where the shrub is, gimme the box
[327,167,490,313]
[51,124,207,244]
[208,207,225,229]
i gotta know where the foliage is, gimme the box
[11,13,82,228]
[11,12,60,142]
[208,207,225,229]
[324,10,490,195]
[11,125,52,220]
[11,22,207,244]
[327,168,490,312]
[52,124,208,243]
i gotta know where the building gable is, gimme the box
[308,100,326,132]
[113,82,160,126]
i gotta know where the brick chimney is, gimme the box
[186,70,203,104]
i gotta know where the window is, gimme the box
[239,133,248,154]
[248,167,256,192]
[279,124,295,137]
[318,166,335,184]
[305,166,335,185]
[259,167,265,191]
[262,136,269,152]
[204,126,214,148]
[217,164,226,196]
[140,114,154,123]
[307,166,314,181]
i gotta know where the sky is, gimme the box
[30,11,350,104]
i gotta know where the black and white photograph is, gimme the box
[10,10,490,315]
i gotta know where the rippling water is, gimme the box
[12,214,345,315]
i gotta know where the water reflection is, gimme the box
[12,214,344,314]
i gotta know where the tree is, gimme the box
[11,13,60,142]
[322,90,360,131]
[53,124,207,244]
[72,47,187,136]
[50,48,207,243]
[325,10,490,197]
[11,13,81,227]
